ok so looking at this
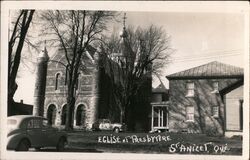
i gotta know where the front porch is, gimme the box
[150,102,169,132]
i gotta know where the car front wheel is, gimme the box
[56,137,67,152]
[16,139,30,151]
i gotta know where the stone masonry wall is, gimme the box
[44,51,98,130]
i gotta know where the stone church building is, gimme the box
[33,23,152,131]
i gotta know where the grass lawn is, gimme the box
[67,131,242,155]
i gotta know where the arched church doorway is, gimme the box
[47,104,57,125]
[75,104,85,126]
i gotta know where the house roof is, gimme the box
[166,61,244,80]
[152,83,168,93]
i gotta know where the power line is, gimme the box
[173,49,243,60]
[172,53,242,63]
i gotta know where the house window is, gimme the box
[186,106,194,122]
[186,82,194,97]
[212,106,219,118]
[211,81,219,93]
[55,73,61,90]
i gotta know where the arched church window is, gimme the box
[75,73,81,91]
[47,104,57,125]
[55,73,61,90]
[76,104,85,126]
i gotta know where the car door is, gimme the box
[26,118,46,147]
[41,119,58,146]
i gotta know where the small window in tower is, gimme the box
[212,106,219,118]
[186,82,195,97]
[211,81,219,94]
[55,73,61,90]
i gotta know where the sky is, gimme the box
[14,10,245,104]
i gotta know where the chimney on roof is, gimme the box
[20,99,23,104]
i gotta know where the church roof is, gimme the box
[49,45,96,67]
[166,61,244,80]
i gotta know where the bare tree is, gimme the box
[8,10,35,116]
[40,10,116,130]
[100,25,173,130]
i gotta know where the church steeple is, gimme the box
[119,12,128,59]
[120,13,128,39]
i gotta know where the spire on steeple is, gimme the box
[120,12,128,38]
[123,13,127,30]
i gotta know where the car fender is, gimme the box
[7,134,30,150]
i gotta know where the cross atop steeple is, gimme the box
[123,13,127,29]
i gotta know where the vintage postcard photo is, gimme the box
[1,1,249,160]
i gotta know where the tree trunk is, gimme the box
[8,10,34,116]
[124,100,136,131]
[65,86,75,131]
[120,109,124,124]
[125,107,136,131]
[195,95,205,133]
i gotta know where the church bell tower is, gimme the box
[33,42,49,116]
